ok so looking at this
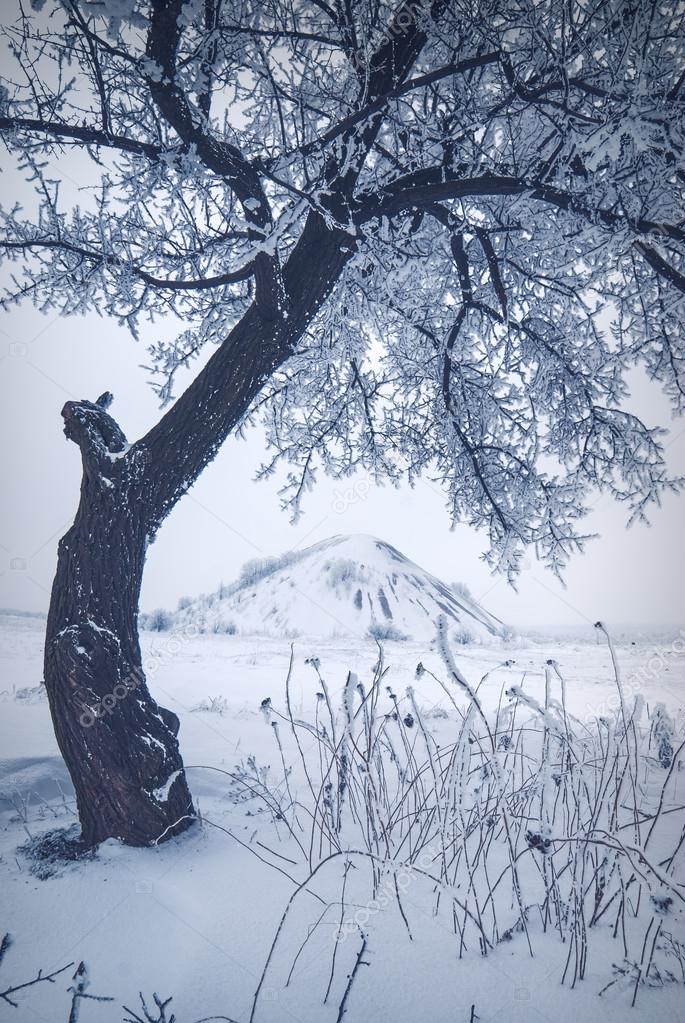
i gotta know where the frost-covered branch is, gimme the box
[1,0,684,572]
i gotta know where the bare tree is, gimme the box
[0,0,683,845]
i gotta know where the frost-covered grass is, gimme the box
[231,621,685,1017]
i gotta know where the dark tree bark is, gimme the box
[44,394,194,846]
[45,215,353,847]
[37,0,444,848]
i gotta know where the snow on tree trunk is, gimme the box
[43,395,194,846]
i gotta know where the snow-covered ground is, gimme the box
[1,612,684,1022]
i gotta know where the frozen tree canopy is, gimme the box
[1,0,684,577]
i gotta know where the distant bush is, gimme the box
[238,553,299,588]
[13,684,46,703]
[325,558,367,587]
[452,624,475,645]
[211,618,237,635]
[201,548,309,601]
[191,695,229,715]
[144,608,174,632]
[368,623,408,642]
[239,556,278,587]
[176,595,192,611]
[451,581,472,600]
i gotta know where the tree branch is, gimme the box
[145,0,287,318]
[0,115,162,159]
[356,169,685,244]
[0,237,254,291]
[635,242,685,295]
[282,51,501,162]
[314,0,452,212]
[0,933,74,1009]
[134,213,354,530]
[145,0,278,283]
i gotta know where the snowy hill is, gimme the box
[173,534,506,642]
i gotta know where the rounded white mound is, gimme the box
[177,534,506,643]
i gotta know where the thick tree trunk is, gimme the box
[44,216,353,848]
[44,396,194,846]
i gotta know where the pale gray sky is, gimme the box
[1,294,684,630]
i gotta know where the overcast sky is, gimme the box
[1,290,684,631]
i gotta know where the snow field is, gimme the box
[1,615,684,1022]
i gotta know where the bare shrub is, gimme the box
[191,695,229,715]
[367,623,408,642]
[324,558,368,587]
[211,619,237,635]
[142,608,173,632]
[239,552,300,588]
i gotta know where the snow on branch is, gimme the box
[1,0,684,571]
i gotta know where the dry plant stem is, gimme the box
[644,737,685,849]
[324,860,351,1004]
[335,928,368,1023]
[285,903,335,987]
[250,848,492,1023]
[240,627,685,1010]
[393,870,414,941]
[249,851,347,1023]
[0,931,74,1009]
[283,646,320,822]
[202,817,302,887]
[185,764,308,859]
[597,624,641,840]
[437,622,533,955]
[270,719,303,833]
